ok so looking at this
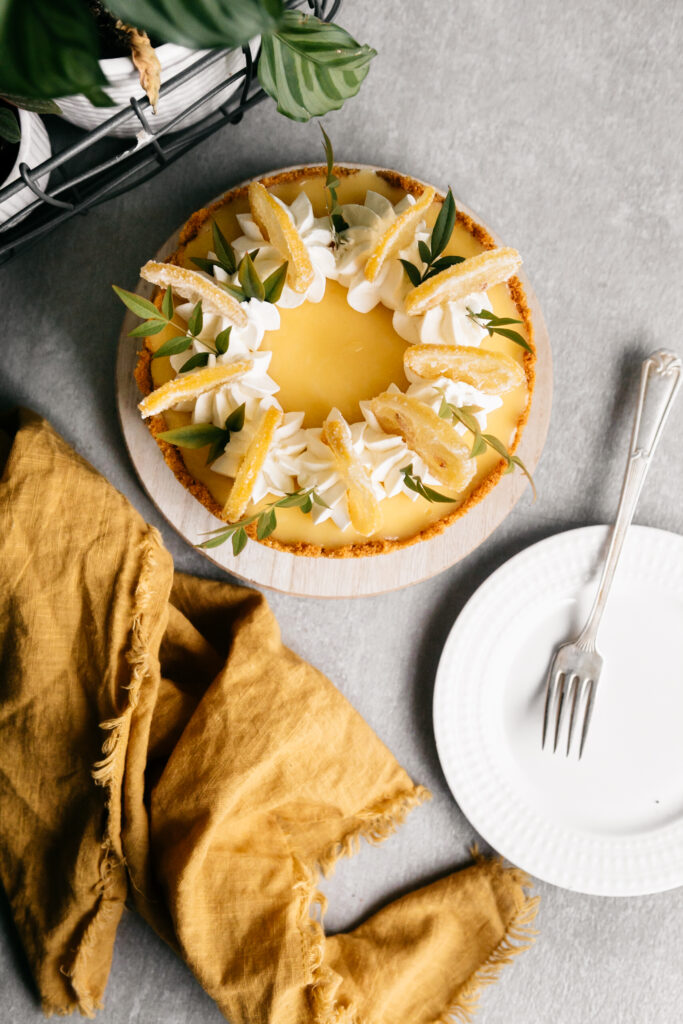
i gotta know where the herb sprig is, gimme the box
[192,221,289,304]
[400,187,464,287]
[158,404,246,465]
[320,125,348,243]
[466,307,531,353]
[439,399,536,498]
[113,284,232,368]
[400,464,456,503]
[199,488,328,555]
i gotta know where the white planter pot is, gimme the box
[0,109,51,229]
[57,43,252,139]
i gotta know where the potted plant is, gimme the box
[0,100,51,228]
[0,1,376,135]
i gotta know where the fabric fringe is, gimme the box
[293,784,431,1024]
[431,853,540,1024]
[318,784,432,877]
[61,526,164,1016]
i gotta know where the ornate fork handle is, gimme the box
[576,350,682,651]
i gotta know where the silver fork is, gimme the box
[542,349,682,758]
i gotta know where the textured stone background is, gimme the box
[2,1,683,1021]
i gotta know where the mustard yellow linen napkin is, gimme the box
[0,409,538,1024]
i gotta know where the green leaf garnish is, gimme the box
[179,352,210,373]
[237,251,266,301]
[263,262,288,303]
[400,464,455,503]
[439,399,537,498]
[418,240,431,265]
[466,307,532,353]
[197,487,326,553]
[401,187,463,287]
[112,286,160,320]
[215,327,232,354]
[158,423,228,449]
[152,335,193,359]
[259,13,376,122]
[212,221,237,274]
[128,318,167,338]
[161,286,174,321]
[187,301,203,337]
[429,187,456,260]
[224,403,246,433]
[320,125,349,243]
[399,259,422,288]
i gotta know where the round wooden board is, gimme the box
[116,164,553,598]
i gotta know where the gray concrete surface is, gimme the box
[2,1,682,1021]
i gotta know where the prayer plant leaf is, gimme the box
[258,12,376,122]
[0,0,113,107]
[0,107,20,144]
[105,0,284,50]
[158,423,227,449]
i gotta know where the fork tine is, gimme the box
[552,672,567,753]
[578,679,595,760]
[565,675,581,756]
[541,665,561,749]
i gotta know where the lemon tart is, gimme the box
[127,164,535,557]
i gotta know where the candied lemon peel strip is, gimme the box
[404,247,522,316]
[140,261,248,327]
[139,360,253,418]
[321,409,381,536]
[369,392,475,494]
[248,181,314,294]
[364,186,436,283]
[224,405,283,523]
[404,344,526,395]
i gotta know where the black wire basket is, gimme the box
[0,0,342,265]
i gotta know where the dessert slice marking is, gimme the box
[369,392,475,494]
[321,409,381,536]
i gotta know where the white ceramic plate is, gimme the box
[433,524,683,895]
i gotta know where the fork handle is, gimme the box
[576,349,682,650]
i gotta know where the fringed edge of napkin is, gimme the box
[292,785,433,1024]
[54,526,165,1019]
[297,835,539,1024]
[433,849,540,1024]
